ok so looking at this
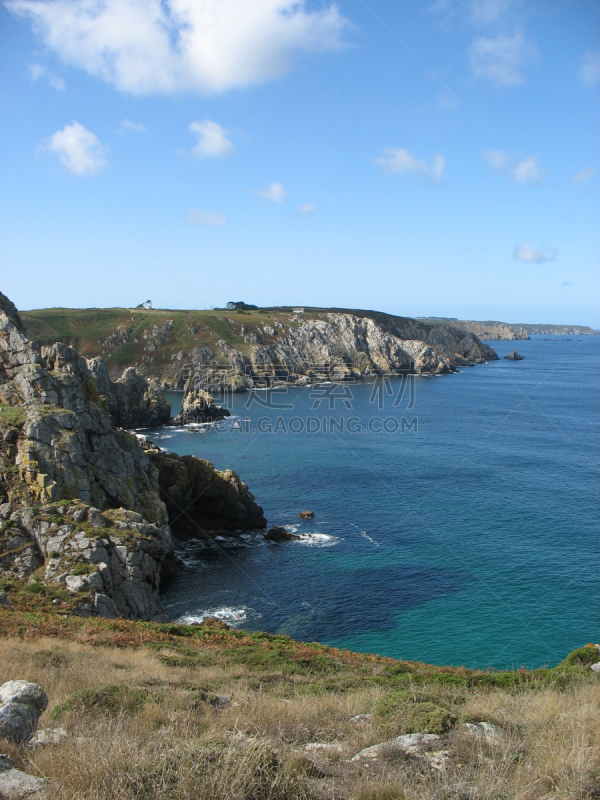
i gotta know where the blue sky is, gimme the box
[1,0,599,325]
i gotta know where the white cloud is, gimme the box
[512,156,545,184]
[572,167,596,185]
[513,243,557,263]
[469,33,537,87]
[7,0,349,95]
[468,0,514,25]
[252,182,286,204]
[188,120,234,159]
[28,62,65,90]
[296,202,318,215]
[188,208,226,226]
[376,148,445,184]
[120,119,147,133]
[482,150,546,184]
[580,50,600,86]
[45,121,106,176]
[482,149,509,171]
[429,0,453,11]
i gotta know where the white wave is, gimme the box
[296,532,340,548]
[361,531,379,545]
[175,606,259,627]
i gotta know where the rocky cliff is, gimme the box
[0,291,266,620]
[86,358,171,428]
[22,306,498,390]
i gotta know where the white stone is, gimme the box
[0,682,48,743]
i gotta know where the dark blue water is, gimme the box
[151,336,599,670]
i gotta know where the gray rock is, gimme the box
[0,681,48,743]
[504,350,524,360]
[349,713,373,723]
[461,721,502,741]
[210,695,230,708]
[352,732,440,761]
[87,508,107,528]
[30,726,67,746]
[264,526,301,542]
[304,742,343,753]
[0,756,46,798]
[0,591,10,607]
[0,754,12,772]
[590,662,600,673]
[73,507,87,523]
[0,503,12,520]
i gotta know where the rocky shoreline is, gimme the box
[0,291,501,624]
[0,291,265,622]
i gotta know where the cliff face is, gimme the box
[177,313,498,393]
[86,358,171,428]
[22,306,498,390]
[0,291,266,621]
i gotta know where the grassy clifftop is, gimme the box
[1,606,599,799]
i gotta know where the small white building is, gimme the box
[143,300,152,310]
[292,307,304,314]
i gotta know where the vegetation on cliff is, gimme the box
[0,608,598,799]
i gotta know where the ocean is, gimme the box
[148,335,599,670]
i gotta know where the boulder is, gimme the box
[0,591,10,607]
[504,350,524,360]
[0,754,46,798]
[590,662,600,673]
[297,511,314,519]
[0,681,48,743]
[30,727,67,746]
[264,526,301,542]
[461,721,502,741]
[210,695,230,708]
[352,732,441,761]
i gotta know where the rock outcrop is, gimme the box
[1,503,173,620]
[86,359,171,428]
[0,681,48,744]
[504,350,524,360]
[0,291,267,619]
[169,378,229,426]
[264,526,300,542]
[139,440,266,539]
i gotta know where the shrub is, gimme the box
[401,702,457,734]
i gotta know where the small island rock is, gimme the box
[504,350,524,360]
[297,511,314,519]
[264,526,301,542]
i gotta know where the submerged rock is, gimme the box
[504,350,524,360]
[0,681,48,744]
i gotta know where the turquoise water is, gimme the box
[153,336,599,670]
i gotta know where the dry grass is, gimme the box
[0,622,599,800]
